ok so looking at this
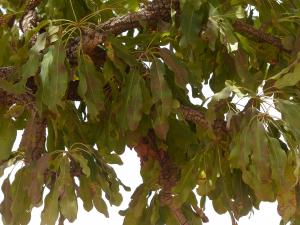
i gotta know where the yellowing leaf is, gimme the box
[78,176,93,212]
[278,188,296,223]
[60,181,78,222]
[0,118,16,161]
[71,153,91,177]
[93,188,109,217]
[10,168,32,225]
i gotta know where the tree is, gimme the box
[0,0,300,224]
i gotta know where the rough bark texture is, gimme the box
[0,14,16,27]
[20,9,38,33]
[135,132,190,225]
[0,66,16,80]
[233,19,287,52]
[19,112,46,164]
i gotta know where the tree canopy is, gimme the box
[0,0,300,224]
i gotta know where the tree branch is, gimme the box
[0,73,228,138]
[19,111,46,164]
[0,14,16,27]
[180,105,228,139]
[66,0,179,66]
[233,19,288,52]
[0,66,16,80]
[135,132,191,225]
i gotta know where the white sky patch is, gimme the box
[186,81,214,107]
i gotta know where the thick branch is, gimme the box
[180,105,228,139]
[0,14,16,27]
[0,66,16,80]
[0,74,228,138]
[19,111,46,164]
[135,132,191,225]
[24,0,43,11]
[66,0,179,66]
[78,1,287,59]
[97,0,179,34]
[0,0,288,75]
[180,106,209,128]
[233,19,288,52]
[20,9,38,33]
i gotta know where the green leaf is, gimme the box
[229,124,252,170]
[58,157,78,222]
[231,171,253,219]
[38,41,68,112]
[20,50,40,81]
[167,118,198,164]
[173,161,197,202]
[268,137,287,187]
[0,118,16,161]
[274,63,300,89]
[78,176,93,212]
[71,153,91,177]
[213,81,244,101]
[103,153,123,165]
[150,58,173,139]
[120,71,143,131]
[149,197,160,225]
[60,181,78,222]
[110,38,138,67]
[179,1,206,48]
[41,156,70,225]
[244,123,274,200]
[159,48,188,88]
[31,33,47,53]
[78,55,105,119]
[0,47,41,94]
[123,185,148,225]
[140,79,152,114]
[41,187,59,225]
[93,188,109,217]
[276,152,298,223]
[212,195,227,215]
[10,168,32,225]
[213,86,232,101]
[278,100,300,141]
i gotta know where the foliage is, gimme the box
[0,0,300,225]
